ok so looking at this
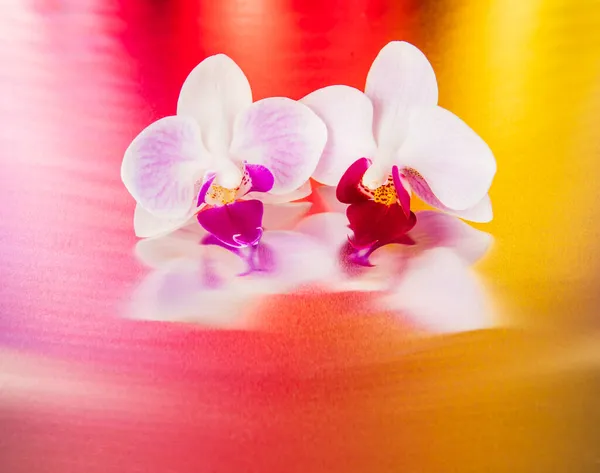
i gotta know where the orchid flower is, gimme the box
[301,41,496,249]
[122,54,327,245]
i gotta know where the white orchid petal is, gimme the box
[398,106,496,211]
[262,202,312,231]
[448,194,493,223]
[409,211,493,264]
[230,97,327,194]
[246,180,312,204]
[177,54,252,157]
[121,116,208,219]
[366,41,438,150]
[133,204,196,239]
[301,85,377,185]
[382,248,493,333]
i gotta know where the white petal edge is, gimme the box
[408,211,493,265]
[300,85,377,185]
[365,41,438,150]
[133,204,197,239]
[121,115,208,219]
[177,54,253,157]
[381,248,494,333]
[447,194,493,223]
[398,106,496,211]
[230,97,327,194]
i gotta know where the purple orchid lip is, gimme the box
[195,164,275,251]
[197,199,265,249]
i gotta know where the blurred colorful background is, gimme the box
[1,0,599,472]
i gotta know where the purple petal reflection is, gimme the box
[197,173,217,206]
[202,233,274,275]
[244,163,275,194]
[197,199,264,248]
[202,234,242,256]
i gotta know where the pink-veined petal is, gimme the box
[381,248,493,333]
[300,85,377,185]
[133,204,197,239]
[121,116,208,219]
[408,211,493,264]
[404,171,493,223]
[262,202,312,231]
[230,97,327,194]
[365,41,438,150]
[177,54,252,156]
[398,106,496,211]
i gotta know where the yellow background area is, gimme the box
[416,0,600,322]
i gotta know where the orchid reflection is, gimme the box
[294,211,495,332]
[128,206,494,333]
[128,217,336,328]
[122,54,326,245]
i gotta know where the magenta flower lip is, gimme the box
[336,157,417,252]
[196,163,276,249]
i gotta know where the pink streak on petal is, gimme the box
[392,165,411,218]
[197,173,216,206]
[121,115,208,219]
[230,97,327,194]
[405,171,493,223]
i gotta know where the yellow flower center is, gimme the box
[372,179,397,206]
[206,184,238,205]
[360,175,397,206]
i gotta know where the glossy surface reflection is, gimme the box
[1,0,599,472]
